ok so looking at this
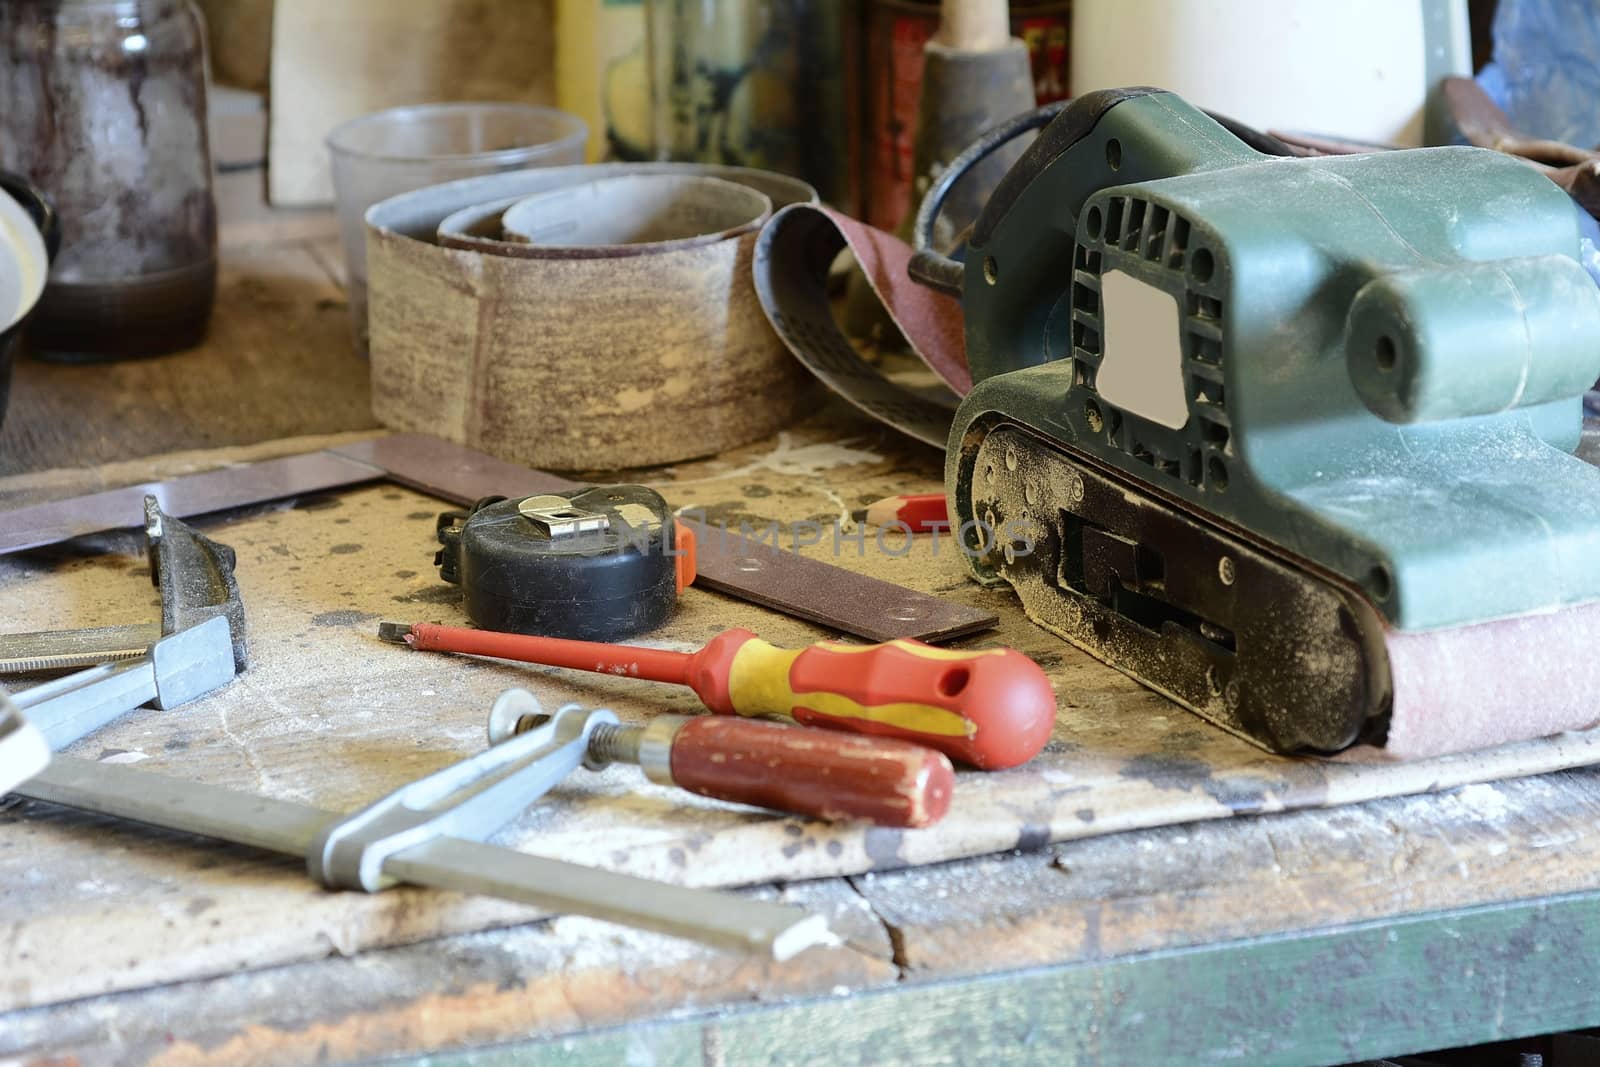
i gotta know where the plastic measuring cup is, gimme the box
[327,102,588,352]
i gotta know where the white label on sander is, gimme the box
[1096,269,1190,431]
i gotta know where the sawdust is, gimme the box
[664,433,884,485]
[1452,783,1511,822]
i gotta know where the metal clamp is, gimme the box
[0,497,246,792]
[10,615,237,751]
[0,692,49,794]
[309,700,618,892]
[0,497,248,676]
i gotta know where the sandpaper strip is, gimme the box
[332,436,997,643]
[1,434,996,644]
[0,451,385,555]
[1377,603,1600,760]
[366,164,820,471]
[753,204,971,449]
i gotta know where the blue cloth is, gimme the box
[1478,0,1600,147]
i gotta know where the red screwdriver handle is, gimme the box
[665,717,955,828]
[390,622,1055,771]
[687,631,1055,770]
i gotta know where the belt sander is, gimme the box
[915,88,1600,758]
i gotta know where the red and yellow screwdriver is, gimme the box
[377,622,1056,770]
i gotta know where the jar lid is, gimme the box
[0,186,48,333]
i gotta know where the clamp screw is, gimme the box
[1218,557,1236,586]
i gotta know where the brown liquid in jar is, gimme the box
[0,0,217,360]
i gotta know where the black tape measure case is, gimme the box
[434,485,694,641]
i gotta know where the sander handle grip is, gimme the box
[909,100,1068,296]
[908,90,1293,299]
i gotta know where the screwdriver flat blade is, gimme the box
[13,758,831,959]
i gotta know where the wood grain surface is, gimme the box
[8,767,1600,1066]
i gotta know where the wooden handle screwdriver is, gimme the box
[380,622,1056,770]
[487,693,955,829]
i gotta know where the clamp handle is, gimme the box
[310,699,615,892]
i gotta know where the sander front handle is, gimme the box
[908,100,1068,297]
[907,91,1296,299]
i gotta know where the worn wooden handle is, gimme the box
[668,717,955,828]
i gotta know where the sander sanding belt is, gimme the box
[753,203,972,448]
[752,204,1600,761]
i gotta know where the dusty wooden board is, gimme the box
[7,767,1600,1066]
[7,428,1600,1015]
[0,240,372,477]
[0,880,898,1067]
[268,0,557,206]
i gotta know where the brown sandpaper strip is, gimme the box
[753,203,971,449]
[0,433,996,644]
[1374,603,1600,760]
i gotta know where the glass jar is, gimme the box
[0,0,217,360]
[646,0,853,208]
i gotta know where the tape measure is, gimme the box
[434,485,696,641]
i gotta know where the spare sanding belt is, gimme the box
[0,433,997,644]
[754,204,973,448]
[362,163,827,472]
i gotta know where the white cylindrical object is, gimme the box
[1071,0,1468,146]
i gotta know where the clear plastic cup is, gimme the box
[326,102,588,353]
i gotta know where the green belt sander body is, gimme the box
[928,89,1600,758]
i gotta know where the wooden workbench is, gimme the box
[3,213,1600,1067]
